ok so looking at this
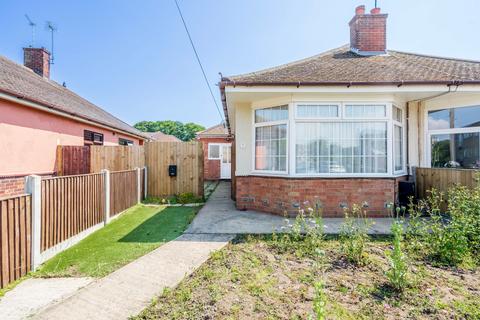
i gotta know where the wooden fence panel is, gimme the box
[90,146,145,173]
[41,173,104,251]
[0,194,31,288]
[416,167,480,199]
[145,141,203,197]
[110,170,138,217]
[140,168,145,200]
[56,146,90,176]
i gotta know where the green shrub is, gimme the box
[406,184,480,267]
[176,192,203,204]
[385,220,409,291]
[339,204,371,265]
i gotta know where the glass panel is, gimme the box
[255,105,288,123]
[255,124,287,171]
[296,122,387,174]
[345,104,386,118]
[431,132,480,169]
[394,125,403,171]
[208,144,220,159]
[297,104,338,118]
[428,105,480,130]
[393,106,403,123]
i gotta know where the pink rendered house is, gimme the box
[0,47,147,196]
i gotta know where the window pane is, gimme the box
[255,124,287,171]
[296,122,387,174]
[255,105,288,123]
[394,125,403,171]
[345,104,386,118]
[297,104,338,118]
[393,106,403,122]
[428,105,480,130]
[431,133,480,169]
[208,145,220,159]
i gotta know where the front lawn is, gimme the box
[135,236,479,319]
[37,205,199,278]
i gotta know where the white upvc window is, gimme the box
[426,104,480,169]
[208,143,221,160]
[393,105,405,173]
[253,105,288,173]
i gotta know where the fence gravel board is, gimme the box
[0,194,31,288]
[41,174,104,251]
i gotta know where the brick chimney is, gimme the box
[23,47,50,78]
[349,5,388,56]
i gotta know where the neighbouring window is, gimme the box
[208,144,221,159]
[428,105,480,169]
[295,122,387,174]
[84,130,104,145]
[254,106,288,172]
[119,138,133,146]
[431,133,480,169]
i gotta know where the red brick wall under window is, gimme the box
[0,177,25,198]
[236,176,408,217]
[198,137,230,180]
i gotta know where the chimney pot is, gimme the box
[355,5,365,15]
[23,47,50,78]
[370,7,381,14]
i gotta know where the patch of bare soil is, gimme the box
[136,237,479,320]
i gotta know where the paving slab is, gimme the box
[32,233,232,320]
[0,277,92,320]
[186,181,395,235]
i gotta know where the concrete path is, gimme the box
[186,181,395,235]
[0,277,92,320]
[32,233,232,320]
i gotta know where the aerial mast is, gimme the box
[24,14,36,47]
[46,21,57,65]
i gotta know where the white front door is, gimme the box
[220,144,231,179]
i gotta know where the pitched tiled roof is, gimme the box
[196,124,228,138]
[147,131,181,142]
[224,45,480,84]
[0,55,146,138]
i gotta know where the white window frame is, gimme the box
[208,143,222,160]
[424,104,480,168]
[251,105,289,175]
[290,102,394,178]
[392,105,406,175]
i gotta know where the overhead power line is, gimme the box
[173,0,224,122]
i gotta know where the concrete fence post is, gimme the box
[25,175,41,271]
[136,167,141,204]
[102,169,110,225]
[143,166,148,199]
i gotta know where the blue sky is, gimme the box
[1,0,479,128]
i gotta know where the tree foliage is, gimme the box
[134,120,205,141]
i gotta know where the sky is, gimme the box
[1,0,479,129]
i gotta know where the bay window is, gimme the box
[428,105,480,169]
[252,102,406,176]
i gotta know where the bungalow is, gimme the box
[196,123,232,180]
[148,131,182,142]
[0,47,147,196]
[220,5,480,217]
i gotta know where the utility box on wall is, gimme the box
[168,165,177,177]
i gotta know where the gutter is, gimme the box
[219,79,480,134]
[0,89,149,140]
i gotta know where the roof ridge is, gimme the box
[226,44,350,81]
[388,49,480,64]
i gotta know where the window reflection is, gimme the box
[431,133,480,169]
[428,105,480,130]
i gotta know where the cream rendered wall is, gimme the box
[233,92,406,176]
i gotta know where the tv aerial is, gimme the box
[46,21,57,64]
[24,14,36,47]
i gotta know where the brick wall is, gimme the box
[198,137,230,180]
[0,177,25,198]
[349,7,387,53]
[236,176,407,217]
